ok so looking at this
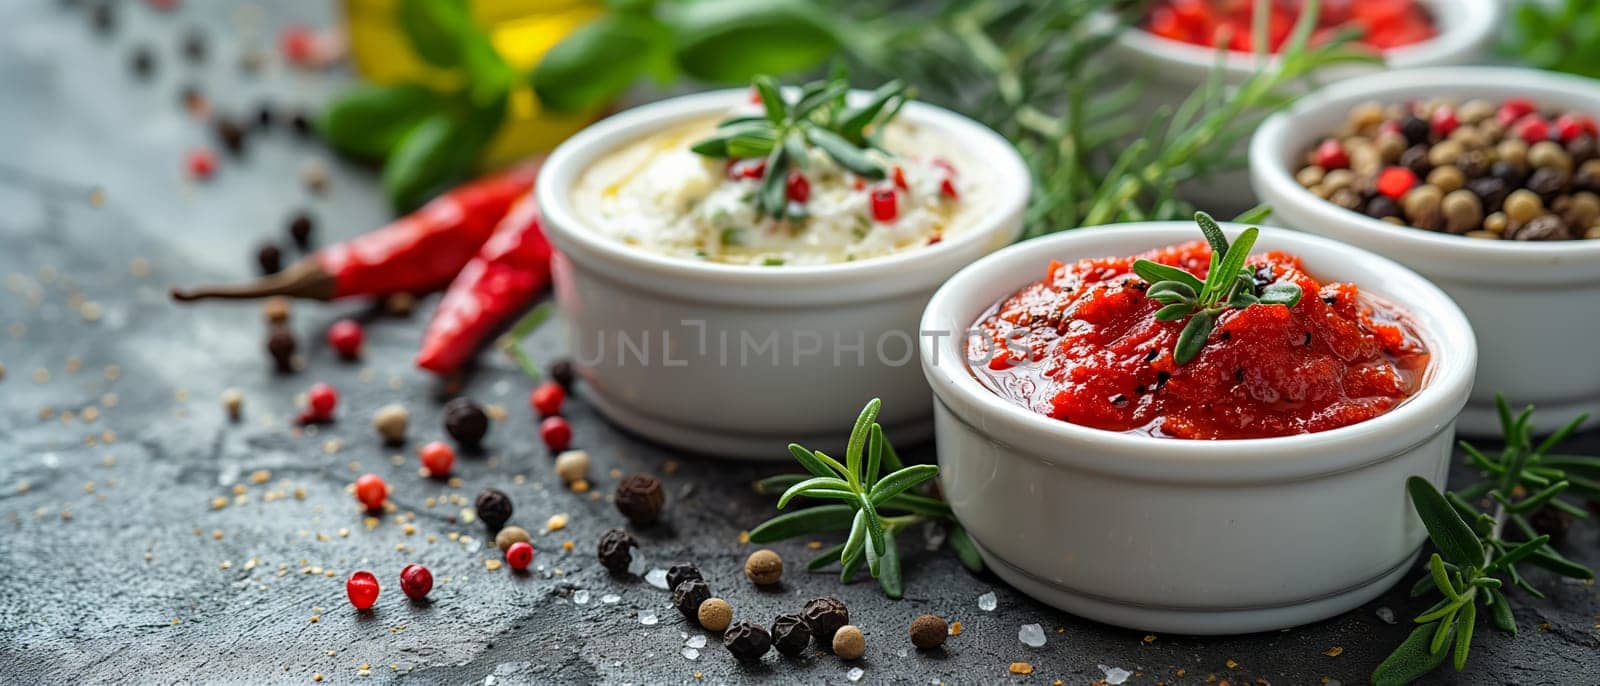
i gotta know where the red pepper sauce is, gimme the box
[1143,0,1437,54]
[969,240,1429,439]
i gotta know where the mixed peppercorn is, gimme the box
[1297,98,1600,240]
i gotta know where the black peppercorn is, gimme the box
[182,29,206,63]
[216,116,246,156]
[1525,167,1570,199]
[1399,115,1430,145]
[1567,135,1597,166]
[1511,215,1571,241]
[287,211,315,251]
[1454,151,1490,179]
[723,621,772,662]
[1467,177,1509,214]
[90,2,114,34]
[1398,145,1432,177]
[596,528,638,575]
[129,46,155,78]
[1364,195,1400,220]
[1490,160,1525,187]
[266,327,296,373]
[672,578,712,618]
[550,358,575,389]
[474,488,513,531]
[256,244,282,275]
[290,110,312,138]
[614,474,665,525]
[801,596,850,643]
[443,397,489,449]
[770,613,812,657]
[254,103,274,130]
[666,562,702,592]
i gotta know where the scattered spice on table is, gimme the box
[744,549,783,586]
[354,474,386,511]
[418,441,453,478]
[614,473,664,525]
[474,488,513,531]
[672,579,712,618]
[494,526,530,552]
[215,116,246,155]
[301,382,337,424]
[549,359,575,389]
[910,615,948,650]
[287,211,315,251]
[530,381,564,417]
[539,416,572,452]
[505,541,533,571]
[667,562,703,592]
[771,613,812,657]
[553,450,588,485]
[129,46,155,78]
[443,397,488,449]
[596,528,638,575]
[698,598,733,632]
[399,564,431,600]
[723,622,771,662]
[255,244,282,275]
[372,404,408,444]
[346,570,379,610]
[832,625,866,660]
[327,319,363,359]
[802,597,850,643]
[186,148,216,180]
[220,388,243,421]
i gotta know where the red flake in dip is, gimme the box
[969,240,1428,439]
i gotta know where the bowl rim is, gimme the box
[919,221,1476,481]
[1111,0,1499,75]
[1249,66,1600,273]
[534,88,1031,289]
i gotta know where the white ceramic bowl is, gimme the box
[537,90,1030,458]
[920,222,1475,634]
[1105,0,1499,214]
[1251,67,1600,437]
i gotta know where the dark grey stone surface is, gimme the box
[1,2,1596,684]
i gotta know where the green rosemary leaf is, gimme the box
[1524,548,1594,579]
[784,129,809,171]
[1212,228,1259,299]
[810,449,851,478]
[753,75,786,123]
[1486,588,1516,634]
[1506,561,1545,599]
[749,504,856,542]
[793,81,848,120]
[1194,211,1230,256]
[1452,600,1477,671]
[948,524,984,573]
[807,542,846,572]
[1258,282,1302,307]
[1232,204,1273,224]
[717,114,769,128]
[1428,553,1461,601]
[859,494,887,557]
[1470,577,1502,590]
[1508,481,1571,513]
[807,127,885,179]
[865,423,884,488]
[1174,310,1215,364]
[869,464,939,505]
[1372,622,1452,686]
[758,143,790,218]
[1499,447,1531,497]
[1228,290,1260,308]
[777,477,854,509]
[880,493,953,519]
[845,398,881,489]
[1406,477,1486,568]
[841,508,867,565]
[789,443,841,479]
[879,426,904,472]
[1496,395,1515,440]
[1430,610,1457,654]
[1148,290,1195,307]
[840,542,866,583]
[755,473,809,494]
[838,80,905,143]
[1154,302,1196,322]
[1144,279,1199,302]
[877,528,903,599]
[1534,412,1590,455]
[1410,572,1440,598]
[864,526,882,577]
[1540,454,1600,472]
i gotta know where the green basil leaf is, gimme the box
[1406,476,1487,568]
[1154,302,1195,321]
[1146,280,1198,302]
[1229,290,1260,307]
[1174,310,1214,363]
[533,12,672,113]
[1131,259,1203,291]
[664,0,838,84]
[317,83,445,161]
[777,476,853,509]
[382,106,494,213]
[947,524,984,573]
[1258,282,1302,306]
[877,528,902,598]
[749,504,856,543]
[807,126,885,179]
[1194,211,1230,255]
[1372,622,1452,686]
[398,0,470,67]
[869,464,939,506]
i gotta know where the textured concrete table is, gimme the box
[2,2,1597,684]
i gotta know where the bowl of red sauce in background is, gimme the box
[920,220,1475,634]
[1104,0,1499,214]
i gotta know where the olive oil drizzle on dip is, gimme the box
[572,86,981,266]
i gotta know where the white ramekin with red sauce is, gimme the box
[919,222,1475,634]
[1251,67,1600,436]
[538,89,1029,458]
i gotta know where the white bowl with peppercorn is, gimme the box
[920,220,1475,634]
[1104,0,1500,213]
[537,79,1030,458]
[1251,66,1600,436]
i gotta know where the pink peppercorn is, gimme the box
[506,541,534,570]
[327,319,363,359]
[530,382,565,417]
[1555,114,1598,142]
[540,416,572,452]
[1497,98,1536,126]
[1312,139,1349,170]
[1375,167,1417,200]
[346,570,379,610]
[786,171,810,203]
[419,441,454,477]
[399,564,432,600]
[1513,116,1550,144]
[1429,106,1458,137]
[354,473,387,511]
[186,148,216,179]
[306,382,338,420]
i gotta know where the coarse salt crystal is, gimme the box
[645,568,669,590]
[681,648,699,661]
[601,594,621,604]
[1376,607,1396,624]
[1098,665,1132,685]
[977,591,997,611]
[573,590,590,605]
[1018,623,1045,648]
[627,553,648,576]
[686,635,707,649]
[846,667,865,682]
[639,609,658,626]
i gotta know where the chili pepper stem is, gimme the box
[170,259,337,302]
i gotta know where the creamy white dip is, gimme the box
[572,114,983,266]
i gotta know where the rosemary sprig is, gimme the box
[748,398,983,599]
[690,73,908,219]
[499,301,554,380]
[1374,397,1595,685]
[1134,212,1301,364]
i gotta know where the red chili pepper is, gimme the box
[414,189,553,375]
[170,167,536,302]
